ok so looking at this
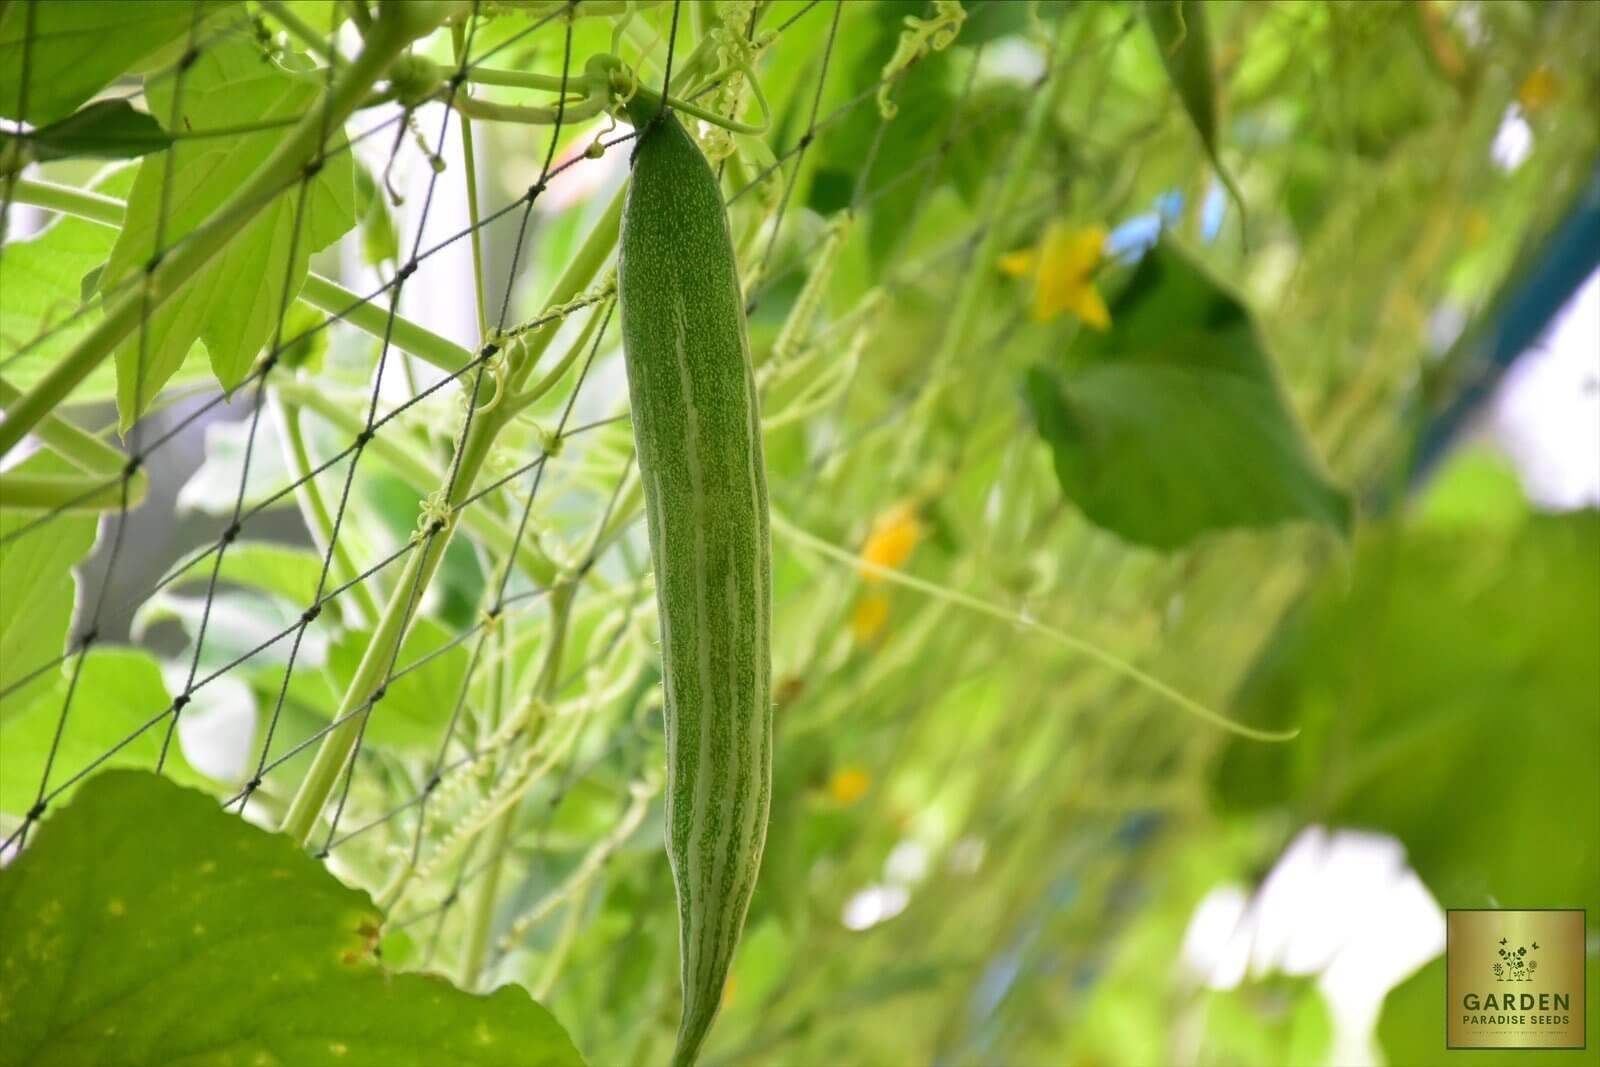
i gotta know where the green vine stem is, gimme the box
[452,23,491,342]
[257,0,340,63]
[269,393,384,625]
[432,54,769,134]
[279,172,622,845]
[507,291,614,412]
[459,579,576,991]
[271,378,558,585]
[300,275,474,372]
[0,2,453,460]
[280,401,506,847]
[0,470,148,511]
[0,375,144,493]
[920,13,1077,387]
[6,180,477,376]
[505,186,624,392]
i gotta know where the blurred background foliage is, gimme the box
[2,1,1598,1064]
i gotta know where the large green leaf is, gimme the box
[1023,244,1351,549]
[1378,955,1599,1066]
[1,100,172,168]
[204,540,329,609]
[0,453,96,725]
[0,647,208,815]
[0,770,587,1067]
[0,1,236,125]
[101,39,356,428]
[0,166,196,400]
[1215,509,1600,913]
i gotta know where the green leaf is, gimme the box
[134,590,328,677]
[1146,1,1218,160]
[0,1,236,125]
[0,648,208,815]
[175,413,296,516]
[1197,977,1332,1067]
[102,39,357,428]
[1216,511,1600,913]
[354,161,400,268]
[327,616,470,752]
[1145,0,1245,229]
[205,540,329,607]
[1023,244,1351,549]
[1378,955,1600,1066]
[1411,444,1530,531]
[5,100,172,164]
[0,770,588,1066]
[0,166,210,400]
[0,453,96,725]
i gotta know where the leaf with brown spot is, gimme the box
[0,771,585,1067]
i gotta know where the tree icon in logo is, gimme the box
[1494,940,1539,982]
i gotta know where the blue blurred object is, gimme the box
[1106,212,1164,261]
[1409,159,1600,488]
[1107,191,1188,261]
[1201,178,1228,242]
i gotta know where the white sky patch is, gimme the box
[1493,268,1600,510]
[842,883,911,931]
[1491,105,1533,172]
[1179,826,1445,1067]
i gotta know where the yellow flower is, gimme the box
[1464,208,1490,246]
[851,592,891,644]
[860,502,922,581]
[829,766,871,805]
[999,222,1110,330]
[722,975,738,1008]
[1517,66,1559,113]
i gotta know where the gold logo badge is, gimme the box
[1447,909,1585,1049]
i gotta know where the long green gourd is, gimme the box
[617,101,773,1067]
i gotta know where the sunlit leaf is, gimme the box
[1216,510,1600,912]
[0,648,208,815]
[0,770,588,1066]
[0,1,236,125]
[101,38,356,428]
[0,453,96,725]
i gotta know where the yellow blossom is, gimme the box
[723,976,738,1007]
[860,502,922,581]
[829,766,871,805]
[851,592,891,644]
[1518,66,1559,113]
[999,222,1110,330]
[1464,209,1490,246]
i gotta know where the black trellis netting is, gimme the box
[8,3,1591,1064]
[0,0,1063,924]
